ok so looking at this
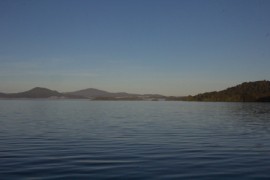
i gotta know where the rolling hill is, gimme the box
[0,87,165,100]
[185,80,270,102]
[65,88,165,99]
[0,87,83,99]
[65,88,137,98]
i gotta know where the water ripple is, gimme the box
[0,100,270,179]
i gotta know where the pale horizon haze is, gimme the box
[1,0,270,96]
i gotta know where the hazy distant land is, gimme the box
[0,87,167,101]
[0,80,270,102]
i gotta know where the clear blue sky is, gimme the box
[0,0,270,95]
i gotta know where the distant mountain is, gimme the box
[0,87,165,100]
[185,80,270,102]
[0,87,84,99]
[65,88,127,98]
[1,81,270,101]
[65,88,164,99]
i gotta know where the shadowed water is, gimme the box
[0,100,270,179]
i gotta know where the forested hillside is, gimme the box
[185,81,270,102]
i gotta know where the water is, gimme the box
[0,100,270,179]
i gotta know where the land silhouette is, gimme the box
[0,87,165,100]
[184,80,270,102]
[0,80,270,102]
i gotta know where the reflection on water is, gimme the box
[0,100,270,179]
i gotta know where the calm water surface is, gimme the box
[0,100,270,179]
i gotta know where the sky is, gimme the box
[0,0,270,96]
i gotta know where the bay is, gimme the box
[0,100,270,179]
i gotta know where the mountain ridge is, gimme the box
[0,87,165,99]
[0,87,84,99]
[1,80,270,102]
[65,88,165,99]
[65,88,136,98]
